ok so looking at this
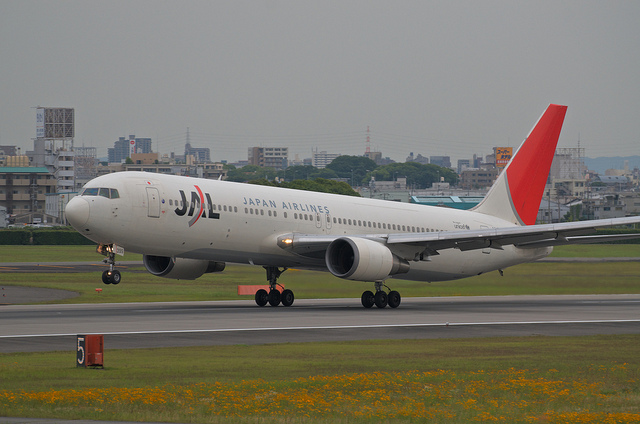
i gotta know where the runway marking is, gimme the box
[2,319,640,339]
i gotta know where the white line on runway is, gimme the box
[2,319,640,339]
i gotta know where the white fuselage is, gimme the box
[70,172,551,282]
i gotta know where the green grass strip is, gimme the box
[1,336,639,423]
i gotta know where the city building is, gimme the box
[459,168,500,190]
[28,139,75,192]
[364,151,382,164]
[248,147,288,169]
[312,149,340,169]
[108,135,152,164]
[28,107,76,193]
[0,146,18,166]
[0,167,57,220]
[131,152,160,165]
[74,146,98,189]
[457,159,471,174]
[429,156,451,169]
[406,152,429,164]
[545,148,588,201]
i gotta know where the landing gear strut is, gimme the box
[98,244,121,285]
[255,266,294,307]
[361,281,400,309]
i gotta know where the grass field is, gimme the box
[1,245,640,304]
[1,336,639,423]
[1,244,639,422]
[2,243,640,262]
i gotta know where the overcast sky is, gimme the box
[1,0,639,164]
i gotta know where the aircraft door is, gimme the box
[325,213,332,233]
[146,187,161,218]
[315,212,322,229]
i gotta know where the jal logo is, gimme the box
[174,185,219,227]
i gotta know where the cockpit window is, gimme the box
[81,187,120,199]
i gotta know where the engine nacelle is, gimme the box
[325,237,410,281]
[143,255,225,280]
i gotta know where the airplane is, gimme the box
[65,104,640,309]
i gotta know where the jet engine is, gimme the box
[143,255,226,280]
[325,237,410,281]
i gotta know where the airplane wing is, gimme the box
[278,216,640,259]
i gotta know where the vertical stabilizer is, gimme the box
[473,104,567,225]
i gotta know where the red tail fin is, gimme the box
[473,104,568,225]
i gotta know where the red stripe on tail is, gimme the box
[505,104,567,225]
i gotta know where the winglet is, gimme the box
[473,104,568,225]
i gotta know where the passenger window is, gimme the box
[110,189,119,199]
[99,188,110,198]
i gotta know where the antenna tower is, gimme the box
[365,126,370,154]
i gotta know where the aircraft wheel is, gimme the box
[101,270,112,285]
[281,289,294,307]
[387,290,401,308]
[268,289,281,307]
[111,270,121,285]
[374,291,388,309]
[361,291,375,308]
[255,289,269,307]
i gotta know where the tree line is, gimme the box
[224,155,458,191]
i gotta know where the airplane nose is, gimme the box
[65,197,90,229]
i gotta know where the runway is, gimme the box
[1,295,639,353]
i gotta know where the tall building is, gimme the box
[29,107,76,193]
[185,144,210,164]
[74,146,98,189]
[184,128,210,163]
[312,149,340,169]
[406,152,429,164]
[248,147,288,169]
[457,159,471,174]
[429,156,451,169]
[108,135,152,163]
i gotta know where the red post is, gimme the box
[77,334,104,368]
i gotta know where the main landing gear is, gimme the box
[255,266,295,307]
[361,281,401,309]
[98,244,121,285]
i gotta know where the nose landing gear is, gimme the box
[97,244,121,285]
